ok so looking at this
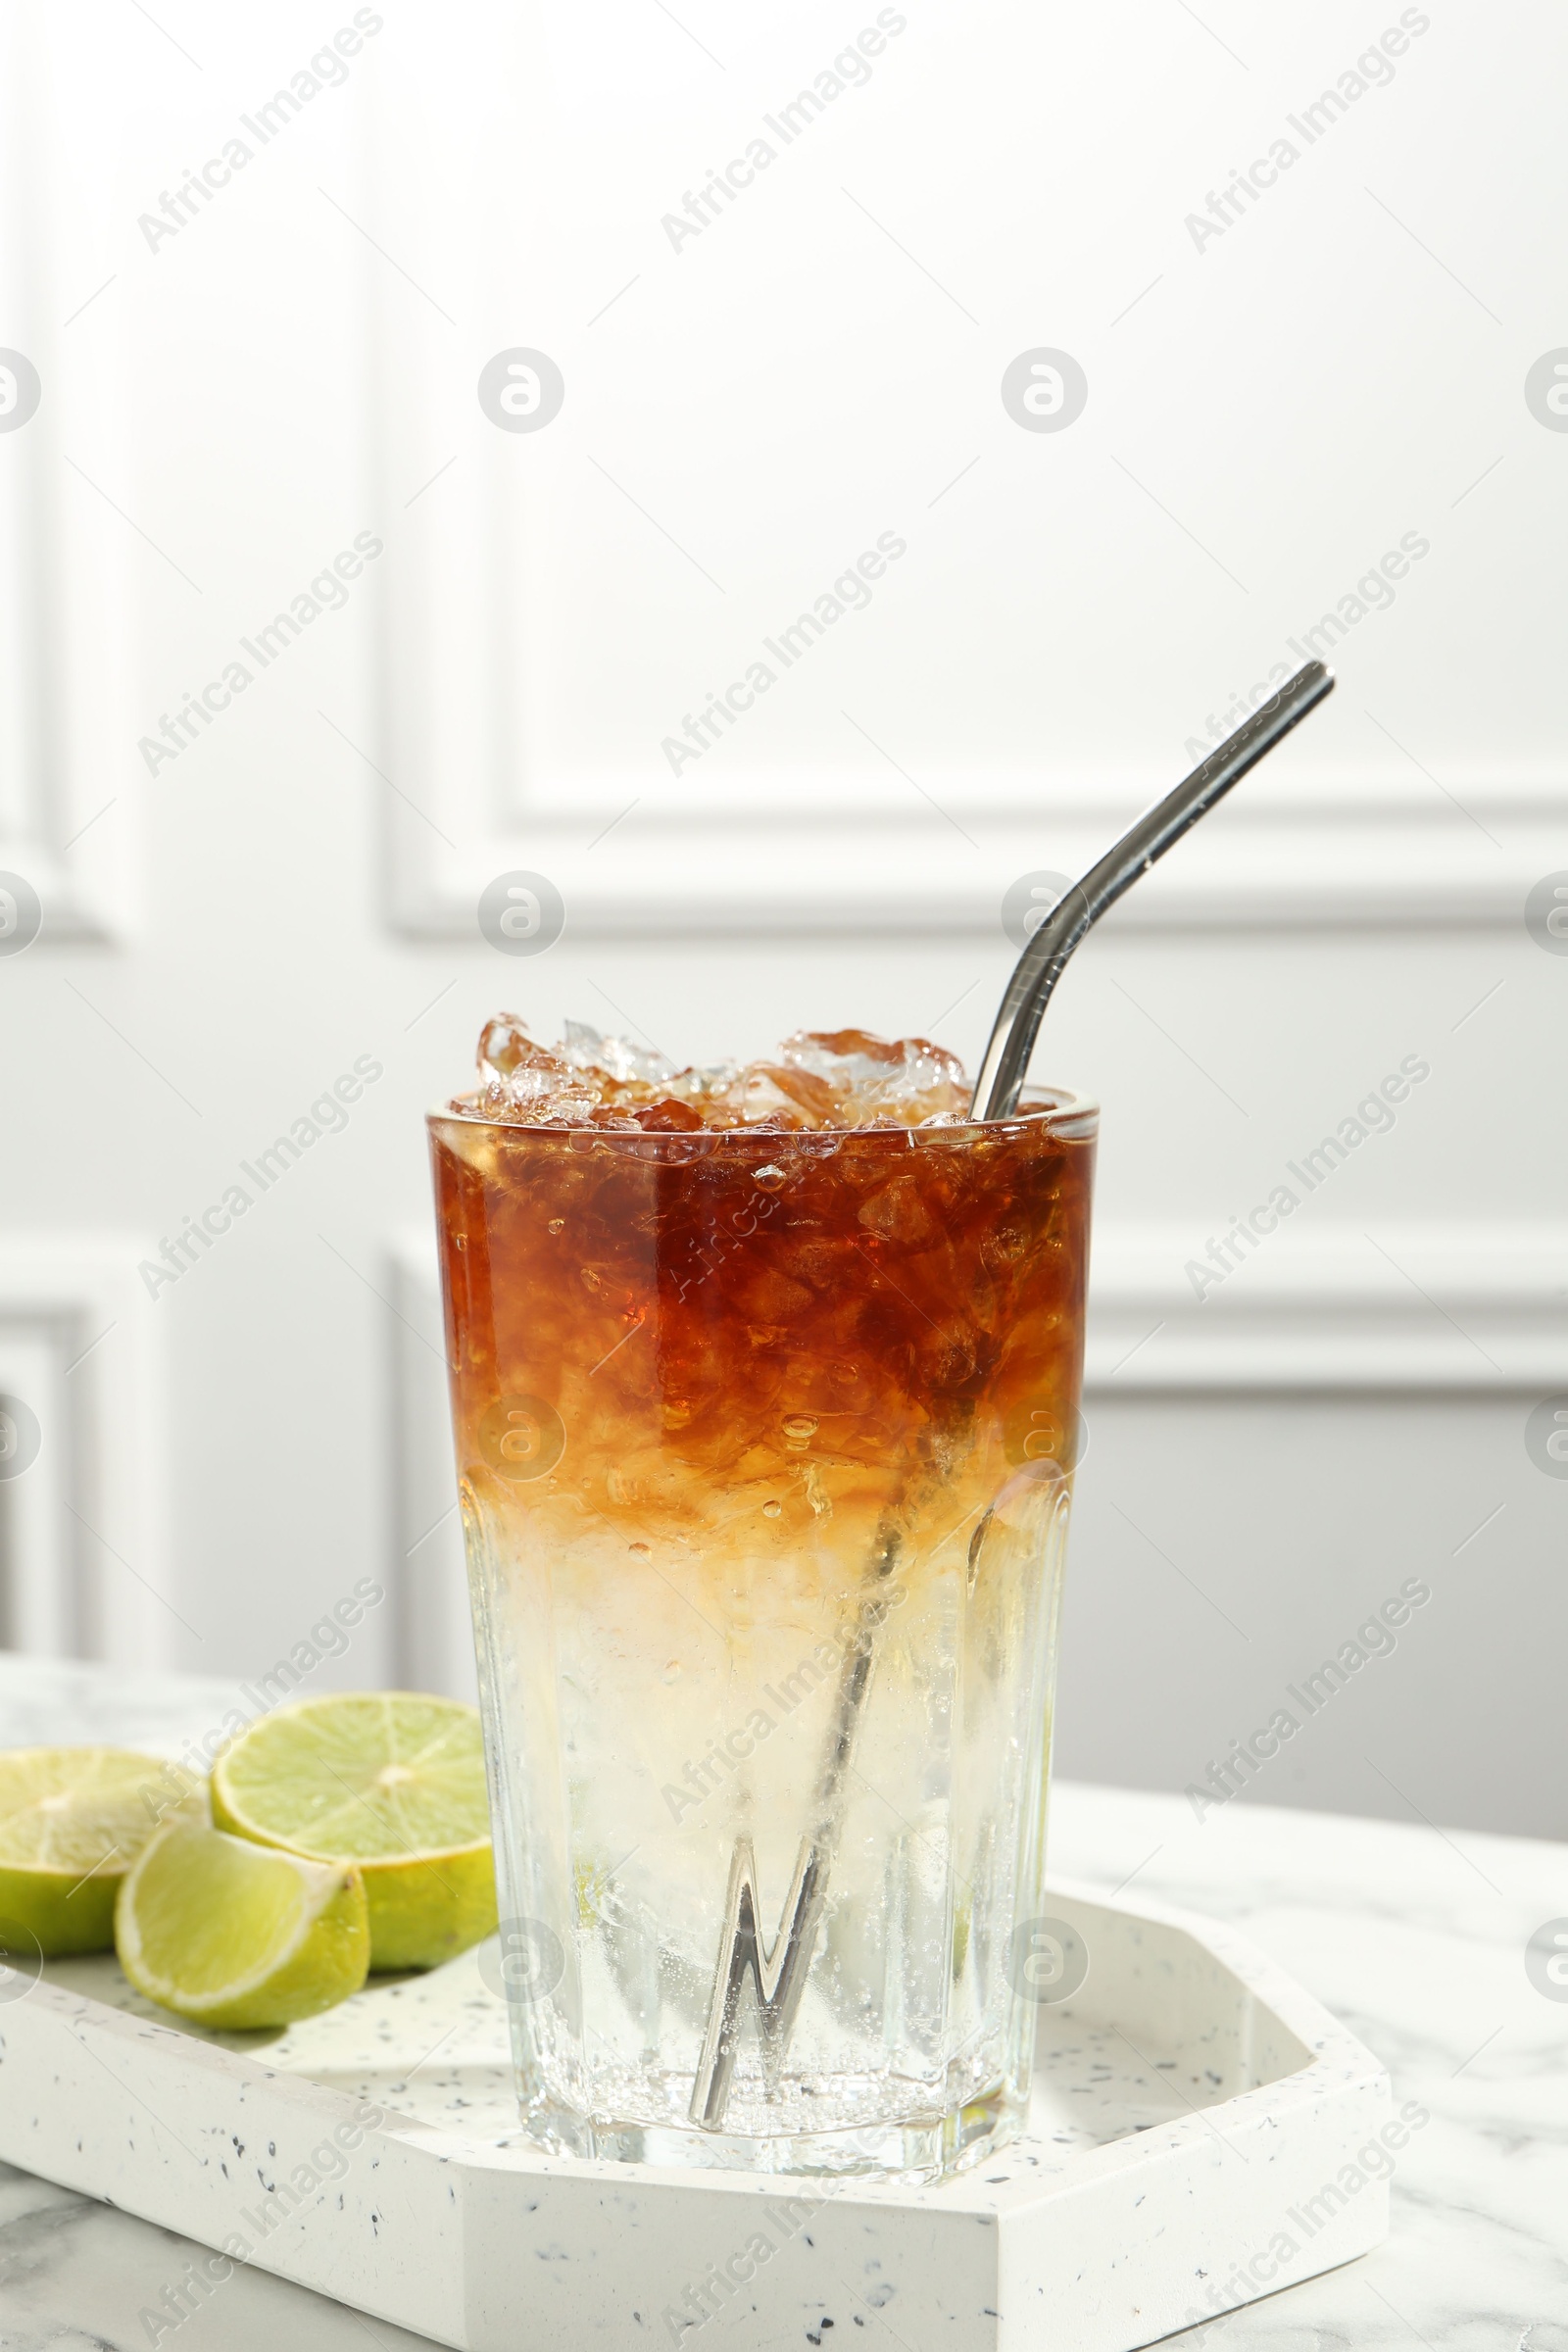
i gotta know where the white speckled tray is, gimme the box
[0,1879,1389,2351]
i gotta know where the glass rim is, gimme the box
[425,1082,1099,1145]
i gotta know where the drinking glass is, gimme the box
[428,1088,1096,2179]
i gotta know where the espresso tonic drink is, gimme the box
[429,1018,1096,2179]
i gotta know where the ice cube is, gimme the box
[563,1018,675,1087]
[779,1028,900,1089]
[714,1068,820,1128]
[779,1029,967,1124]
[561,1018,607,1070]
[663,1060,739,1107]
[869,1037,967,1121]
[473,1077,593,1125]
[632,1098,706,1133]
[478,1012,563,1086]
[857,1174,936,1245]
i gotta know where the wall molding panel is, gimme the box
[379,785,1565,942]
[1085,1224,1568,1394]
[357,12,1567,945]
[0,1246,168,1668]
[0,7,135,949]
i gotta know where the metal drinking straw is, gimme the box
[689,1519,903,2129]
[689,660,1337,2132]
[970,662,1336,1121]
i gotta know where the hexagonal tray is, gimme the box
[0,1878,1390,2350]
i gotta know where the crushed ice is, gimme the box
[459,1015,969,1132]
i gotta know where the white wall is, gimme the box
[0,0,1563,1838]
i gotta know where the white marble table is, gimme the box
[0,1654,1562,2350]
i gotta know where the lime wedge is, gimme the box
[115,1812,369,2029]
[211,1692,497,1971]
[0,1746,168,1956]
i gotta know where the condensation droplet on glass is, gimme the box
[761,1499,782,1518]
[548,1218,564,1234]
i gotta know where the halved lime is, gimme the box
[0,1746,169,1956]
[211,1692,497,1971]
[116,1812,369,2029]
